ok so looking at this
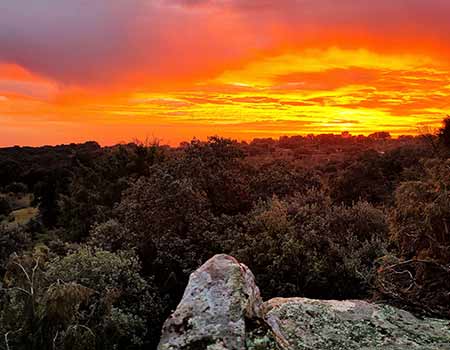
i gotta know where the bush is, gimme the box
[0,225,31,273]
[389,159,450,261]
[5,182,28,194]
[88,219,136,252]
[249,159,320,200]
[0,196,12,216]
[1,247,164,350]
[232,191,389,299]
[329,151,402,205]
[376,159,450,317]
[45,247,164,349]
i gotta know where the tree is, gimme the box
[34,174,61,228]
[180,137,251,215]
[329,151,402,205]
[58,143,163,241]
[368,131,391,140]
[116,169,218,301]
[438,116,450,152]
[249,159,320,201]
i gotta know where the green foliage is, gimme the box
[374,159,450,318]
[58,144,164,241]
[233,192,389,299]
[88,219,136,252]
[0,197,12,217]
[180,137,251,215]
[5,182,28,194]
[34,173,65,228]
[329,150,403,205]
[45,247,164,348]
[0,246,48,350]
[0,225,31,274]
[117,168,219,303]
[0,247,163,350]
[249,159,320,200]
[389,159,450,261]
[57,163,114,241]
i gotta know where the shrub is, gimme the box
[5,182,28,194]
[88,219,136,252]
[45,247,164,349]
[376,159,450,317]
[232,191,389,299]
[0,196,12,216]
[389,159,450,261]
[249,159,320,201]
[1,247,164,350]
[0,225,31,273]
[329,151,402,205]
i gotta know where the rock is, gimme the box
[262,297,450,350]
[158,255,450,350]
[157,254,263,350]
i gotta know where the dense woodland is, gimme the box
[1,119,450,349]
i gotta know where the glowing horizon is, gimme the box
[1,1,450,146]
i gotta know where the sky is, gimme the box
[1,0,450,146]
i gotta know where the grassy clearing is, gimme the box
[11,207,39,225]
[1,206,39,228]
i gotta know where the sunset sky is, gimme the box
[1,0,450,146]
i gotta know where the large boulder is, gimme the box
[262,297,450,349]
[158,255,450,350]
[158,254,263,350]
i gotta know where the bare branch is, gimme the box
[4,331,10,350]
[53,331,59,350]
[30,257,39,296]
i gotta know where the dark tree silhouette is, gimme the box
[438,116,450,152]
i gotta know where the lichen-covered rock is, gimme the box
[262,297,450,350]
[245,324,281,350]
[157,254,262,350]
[158,255,450,350]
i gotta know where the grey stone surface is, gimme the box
[158,254,262,350]
[262,297,450,349]
[158,255,450,350]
